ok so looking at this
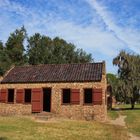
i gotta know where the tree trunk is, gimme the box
[131,98,135,109]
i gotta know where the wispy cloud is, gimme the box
[86,0,140,53]
[0,0,139,73]
[48,20,124,56]
[0,0,124,56]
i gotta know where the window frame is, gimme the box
[24,89,32,104]
[83,88,93,105]
[7,89,15,103]
[61,88,71,105]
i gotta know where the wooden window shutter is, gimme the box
[16,89,24,103]
[93,88,102,105]
[0,89,7,103]
[71,89,80,104]
[32,88,43,113]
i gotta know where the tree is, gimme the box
[27,35,93,64]
[74,48,93,63]
[0,41,3,50]
[0,27,93,76]
[27,33,52,65]
[5,26,27,65]
[107,73,131,103]
[113,51,140,109]
[107,73,118,97]
[0,41,12,76]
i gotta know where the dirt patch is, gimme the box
[31,114,69,123]
[34,117,65,123]
[109,115,127,127]
[129,133,140,140]
[108,110,140,140]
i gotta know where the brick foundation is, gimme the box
[0,103,31,115]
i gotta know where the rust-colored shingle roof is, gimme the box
[1,63,103,83]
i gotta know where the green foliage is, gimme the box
[27,35,93,65]
[5,26,27,65]
[107,73,125,102]
[107,73,117,84]
[113,51,140,108]
[107,73,118,96]
[0,27,93,76]
[0,41,12,75]
[0,41,3,50]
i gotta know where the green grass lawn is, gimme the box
[0,116,129,140]
[119,104,140,136]
[108,104,140,137]
[108,110,119,120]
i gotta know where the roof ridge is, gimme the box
[14,62,104,68]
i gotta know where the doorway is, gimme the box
[43,88,51,112]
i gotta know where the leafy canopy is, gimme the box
[0,27,93,76]
[27,34,93,65]
[113,50,140,108]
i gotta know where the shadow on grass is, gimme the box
[111,108,140,111]
[0,137,8,140]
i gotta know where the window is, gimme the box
[8,89,14,103]
[24,89,31,103]
[62,89,70,104]
[84,89,92,104]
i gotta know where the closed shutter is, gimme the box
[32,88,43,113]
[16,89,24,103]
[93,88,102,105]
[71,89,80,104]
[0,89,7,103]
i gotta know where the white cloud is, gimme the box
[0,0,139,73]
[86,0,140,53]
[0,0,26,16]
[47,20,124,57]
[0,0,125,56]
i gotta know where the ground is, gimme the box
[119,104,140,137]
[0,104,139,140]
[108,104,140,140]
[0,116,128,140]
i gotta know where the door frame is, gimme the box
[42,87,52,112]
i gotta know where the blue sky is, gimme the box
[0,0,140,74]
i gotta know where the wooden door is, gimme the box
[32,88,43,112]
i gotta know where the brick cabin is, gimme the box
[0,62,107,121]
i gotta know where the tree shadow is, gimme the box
[111,107,140,111]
